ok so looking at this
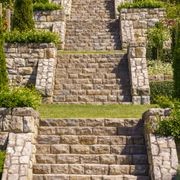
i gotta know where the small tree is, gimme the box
[12,0,34,31]
[173,21,180,98]
[0,16,8,90]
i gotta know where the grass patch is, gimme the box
[38,104,156,118]
[0,151,5,178]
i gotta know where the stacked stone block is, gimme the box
[120,8,166,48]
[54,52,131,104]
[33,118,150,179]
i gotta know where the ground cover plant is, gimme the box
[0,151,5,179]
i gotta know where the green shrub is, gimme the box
[0,87,41,109]
[4,30,60,44]
[0,151,5,179]
[118,0,165,12]
[173,21,180,98]
[156,109,180,140]
[33,0,48,3]
[0,17,8,91]
[150,81,174,103]
[12,0,34,31]
[33,2,62,11]
[154,95,175,108]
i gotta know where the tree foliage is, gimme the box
[12,0,34,31]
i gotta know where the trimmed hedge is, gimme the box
[150,81,174,103]
[118,0,165,12]
[33,2,62,11]
[4,30,60,44]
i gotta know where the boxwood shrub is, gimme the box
[0,87,41,109]
[33,2,62,11]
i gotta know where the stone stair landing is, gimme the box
[33,118,150,180]
[53,51,131,104]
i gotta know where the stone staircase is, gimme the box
[53,51,131,104]
[33,118,150,179]
[64,0,121,51]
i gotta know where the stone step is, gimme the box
[36,135,145,145]
[33,164,149,176]
[64,20,120,51]
[33,174,150,180]
[35,142,146,155]
[35,154,148,165]
[40,118,142,128]
[38,126,144,136]
[70,0,115,20]
[53,52,131,103]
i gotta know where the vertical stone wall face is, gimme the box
[0,108,40,180]
[128,43,150,104]
[120,8,166,48]
[34,10,66,48]
[143,108,179,180]
[54,52,132,104]
[5,43,57,102]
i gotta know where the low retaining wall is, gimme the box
[120,8,165,48]
[5,43,57,103]
[128,42,150,104]
[0,108,40,180]
[143,108,179,180]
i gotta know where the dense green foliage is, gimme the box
[0,87,41,109]
[33,0,48,3]
[147,22,170,61]
[150,81,174,103]
[156,109,180,140]
[33,2,62,11]
[173,21,180,98]
[0,151,5,178]
[0,17,8,91]
[118,0,165,11]
[4,30,60,44]
[12,0,34,31]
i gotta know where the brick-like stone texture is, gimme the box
[128,43,150,104]
[143,108,179,180]
[53,52,131,104]
[120,8,166,48]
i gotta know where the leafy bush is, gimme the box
[150,81,174,103]
[0,87,41,109]
[4,30,60,44]
[33,2,62,11]
[147,22,170,61]
[118,0,165,11]
[173,21,180,98]
[156,109,180,140]
[33,0,48,3]
[12,0,34,31]
[148,60,173,76]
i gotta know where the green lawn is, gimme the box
[38,104,157,119]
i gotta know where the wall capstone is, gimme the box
[143,108,179,180]
[128,42,150,104]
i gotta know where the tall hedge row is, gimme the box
[173,21,180,98]
[12,0,34,31]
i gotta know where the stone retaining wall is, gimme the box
[143,108,179,180]
[34,10,66,49]
[149,74,173,82]
[5,43,57,102]
[128,42,150,104]
[0,108,40,180]
[120,8,165,48]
